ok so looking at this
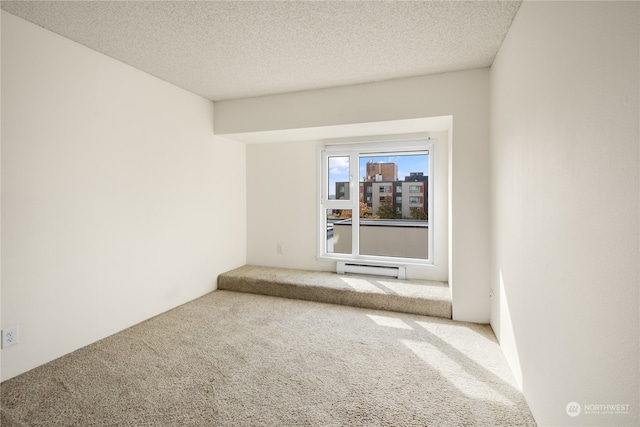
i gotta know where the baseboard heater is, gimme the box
[337,262,407,279]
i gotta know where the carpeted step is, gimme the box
[218,265,452,319]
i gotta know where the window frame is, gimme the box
[318,139,435,267]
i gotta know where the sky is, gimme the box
[328,154,429,198]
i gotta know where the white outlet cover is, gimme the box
[2,326,19,349]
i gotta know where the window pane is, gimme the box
[326,209,352,254]
[358,153,429,259]
[328,156,350,200]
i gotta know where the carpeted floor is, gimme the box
[1,291,536,426]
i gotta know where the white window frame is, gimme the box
[317,139,435,267]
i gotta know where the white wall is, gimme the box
[247,140,325,271]
[1,12,246,381]
[490,1,639,426]
[217,70,491,323]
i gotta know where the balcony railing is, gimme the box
[327,219,428,259]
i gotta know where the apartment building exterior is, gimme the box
[335,170,427,219]
[364,160,397,182]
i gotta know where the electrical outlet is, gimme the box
[2,326,19,349]
[277,243,284,254]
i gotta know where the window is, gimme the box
[319,140,434,265]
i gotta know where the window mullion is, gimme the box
[350,152,359,258]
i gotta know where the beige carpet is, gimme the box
[219,265,452,319]
[1,291,535,426]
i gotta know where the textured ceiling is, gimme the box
[1,1,522,102]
